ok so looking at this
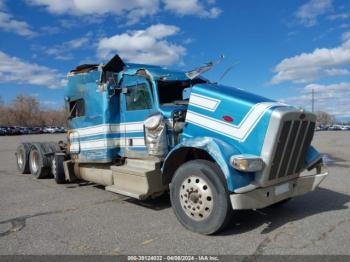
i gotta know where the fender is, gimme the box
[162,136,255,192]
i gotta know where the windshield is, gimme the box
[156,78,207,105]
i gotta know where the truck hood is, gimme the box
[183,83,290,155]
[190,83,278,124]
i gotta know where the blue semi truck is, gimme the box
[15,55,328,234]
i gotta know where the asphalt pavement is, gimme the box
[0,132,349,255]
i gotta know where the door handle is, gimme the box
[128,139,133,146]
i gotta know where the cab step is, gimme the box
[106,159,167,200]
[110,165,155,176]
[105,185,147,199]
[125,158,161,170]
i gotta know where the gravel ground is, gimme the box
[0,132,349,255]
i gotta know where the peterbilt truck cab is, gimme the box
[15,55,328,234]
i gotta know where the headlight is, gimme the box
[230,155,264,172]
[144,114,163,130]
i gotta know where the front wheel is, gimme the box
[170,160,232,235]
[52,153,66,184]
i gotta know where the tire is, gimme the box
[29,143,51,179]
[15,143,31,174]
[52,153,66,184]
[47,142,61,154]
[170,160,232,235]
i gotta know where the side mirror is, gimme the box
[121,87,129,94]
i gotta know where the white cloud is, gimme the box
[65,36,90,49]
[38,34,92,60]
[59,16,104,29]
[281,82,350,117]
[0,51,65,88]
[163,0,221,18]
[303,82,350,94]
[342,31,350,41]
[183,37,194,44]
[97,24,186,65]
[327,12,350,20]
[271,67,350,84]
[26,0,221,24]
[295,0,332,27]
[0,11,36,37]
[340,23,350,29]
[276,40,350,71]
[40,25,61,35]
[270,38,350,84]
[26,0,160,25]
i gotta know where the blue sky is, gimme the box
[0,0,349,120]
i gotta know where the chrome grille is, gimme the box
[268,119,315,181]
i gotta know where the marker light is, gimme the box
[223,115,233,122]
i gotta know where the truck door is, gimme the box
[120,75,154,157]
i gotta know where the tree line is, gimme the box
[0,94,339,127]
[315,111,336,125]
[0,95,67,127]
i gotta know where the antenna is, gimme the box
[216,61,240,84]
[312,88,314,113]
[185,54,225,80]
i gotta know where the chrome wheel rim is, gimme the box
[17,149,24,168]
[179,176,214,221]
[30,150,39,173]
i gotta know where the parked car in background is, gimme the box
[6,126,21,135]
[0,127,7,135]
[0,125,66,135]
[319,125,329,131]
[27,128,36,134]
[6,127,13,135]
[43,126,67,133]
[43,127,56,133]
[56,127,67,133]
[316,125,328,131]
[328,125,342,131]
[19,127,29,135]
[28,127,43,134]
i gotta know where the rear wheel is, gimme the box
[15,143,31,174]
[170,160,232,235]
[29,144,50,179]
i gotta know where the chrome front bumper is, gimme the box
[230,164,328,210]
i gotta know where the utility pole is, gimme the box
[311,88,314,113]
